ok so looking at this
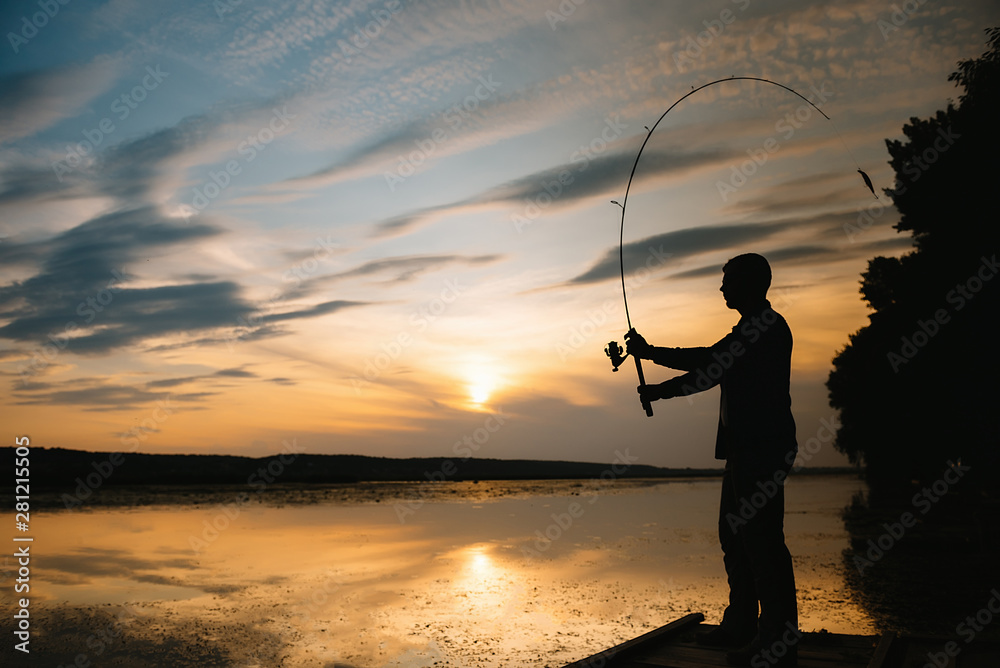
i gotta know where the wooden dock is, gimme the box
[562,613,1000,667]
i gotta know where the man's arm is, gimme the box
[626,329,729,371]
[638,367,719,404]
[647,345,713,370]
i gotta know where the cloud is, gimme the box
[214,367,257,378]
[39,546,200,588]
[3,281,254,355]
[11,381,211,410]
[660,224,915,282]
[723,176,875,217]
[474,147,731,207]
[0,206,219,304]
[267,299,369,322]
[273,82,541,196]
[146,367,260,388]
[0,160,87,207]
[0,59,122,145]
[567,220,795,286]
[0,92,299,213]
[0,201,377,359]
[144,325,286,353]
[91,98,291,206]
[370,146,733,238]
[283,253,502,302]
[0,207,249,354]
[319,254,501,284]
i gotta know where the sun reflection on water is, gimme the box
[453,543,512,608]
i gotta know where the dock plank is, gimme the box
[629,635,873,668]
[866,632,896,668]
[562,613,704,667]
[562,615,1000,668]
[564,618,880,668]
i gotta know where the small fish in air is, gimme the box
[858,169,878,199]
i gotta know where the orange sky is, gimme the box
[2,0,997,468]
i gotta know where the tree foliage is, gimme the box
[827,28,1000,490]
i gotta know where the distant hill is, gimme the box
[7,446,724,489]
[4,446,856,492]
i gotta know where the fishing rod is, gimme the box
[605,76,876,416]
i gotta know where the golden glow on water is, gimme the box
[452,543,510,612]
[2,477,877,666]
[466,544,494,578]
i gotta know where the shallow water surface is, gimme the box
[3,475,873,667]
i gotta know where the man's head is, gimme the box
[721,253,771,311]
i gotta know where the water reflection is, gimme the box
[1,475,874,667]
[459,544,504,598]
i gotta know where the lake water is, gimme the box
[2,475,874,667]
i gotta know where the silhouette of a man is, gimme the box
[626,253,799,667]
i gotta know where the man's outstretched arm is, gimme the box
[637,367,720,404]
[626,329,717,370]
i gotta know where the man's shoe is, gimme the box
[696,627,755,648]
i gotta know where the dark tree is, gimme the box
[827,28,1000,491]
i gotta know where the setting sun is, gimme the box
[469,381,493,406]
[463,358,501,407]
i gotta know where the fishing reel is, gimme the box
[605,335,654,416]
[605,340,628,372]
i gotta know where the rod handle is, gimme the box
[634,356,654,417]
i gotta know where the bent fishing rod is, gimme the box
[605,76,876,416]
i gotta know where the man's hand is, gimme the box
[625,329,652,359]
[637,382,671,404]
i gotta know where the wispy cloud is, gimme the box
[0,59,122,145]
[567,220,795,286]
[369,145,734,238]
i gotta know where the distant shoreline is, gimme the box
[20,473,863,511]
[4,446,859,488]
[3,446,860,510]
